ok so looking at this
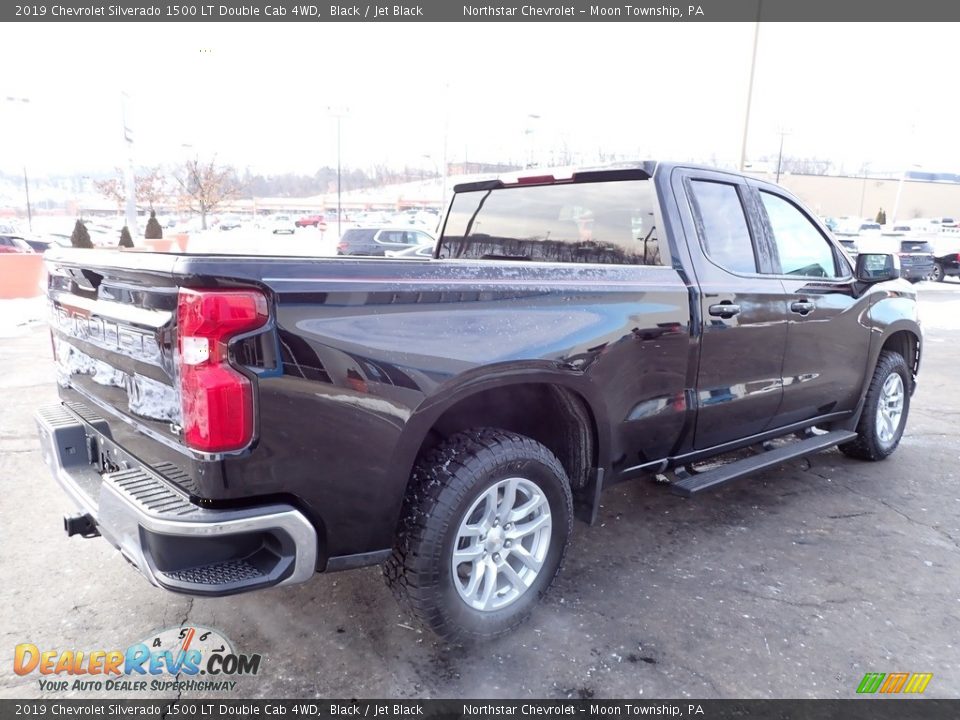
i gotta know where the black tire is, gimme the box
[383,428,573,642]
[839,350,911,461]
[932,263,944,282]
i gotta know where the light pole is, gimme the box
[422,153,440,206]
[739,6,762,172]
[524,113,541,169]
[4,96,32,231]
[858,163,871,217]
[775,128,790,183]
[326,106,348,238]
[891,164,920,226]
[121,92,138,236]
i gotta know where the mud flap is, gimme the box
[573,468,604,525]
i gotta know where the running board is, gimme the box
[669,430,858,497]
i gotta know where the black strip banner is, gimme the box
[6,0,960,23]
[0,700,956,720]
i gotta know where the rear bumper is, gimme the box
[901,260,935,280]
[35,403,318,596]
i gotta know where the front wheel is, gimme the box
[839,350,911,461]
[384,428,573,642]
[931,263,944,282]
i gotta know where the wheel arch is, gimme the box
[383,371,611,536]
[876,325,921,391]
[837,322,921,434]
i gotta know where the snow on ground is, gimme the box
[0,296,47,339]
[917,282,960,331]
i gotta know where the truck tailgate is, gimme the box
[44,249,205,493]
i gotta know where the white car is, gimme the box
[834,220,881,237]
[264,214,296,235]
[385,243,435,259]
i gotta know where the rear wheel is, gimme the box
[839,350,911,461]
[384,428,573,642]
[931,263,944,282]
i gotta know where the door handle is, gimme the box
[790,300,815,315]
[708,302,741,319]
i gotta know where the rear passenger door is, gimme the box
[674,169,788,450]
[752,186,872,426]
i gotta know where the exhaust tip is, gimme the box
[64,512,99,538]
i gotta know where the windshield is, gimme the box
[900,240,933,253]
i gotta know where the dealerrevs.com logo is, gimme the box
[14,626,261,693]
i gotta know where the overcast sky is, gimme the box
[0,22,955,177]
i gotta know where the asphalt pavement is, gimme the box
[1,281,958,700]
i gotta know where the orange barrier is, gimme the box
[0,253,45,299]
[143,238,174,253]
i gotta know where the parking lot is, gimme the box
[1,280,958,700]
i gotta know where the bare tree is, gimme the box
[93,166,170,211]
[137,167,170,209]
[93,175,124,213]
[758,155,834,176]
[174,157,242,230]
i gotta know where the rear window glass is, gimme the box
[439,180,662,265]
[900,241,933,253]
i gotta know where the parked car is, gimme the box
[337,226,435,256]
[295,214,327,229]
[0,235,34,253]
[219,215,243,231]
[265,214,296,235]
[834,220,881,237]
[36,162,920,642]
[859,237,935,283]
[384,243,435,259]
[836,237,858,255]
[887,223,913,235]
[20,235,71,253]
[931,249,960,282]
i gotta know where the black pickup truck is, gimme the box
[36,163,921,641]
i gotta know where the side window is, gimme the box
[378,230,401,244]
[688,180,758,274]
[760,192,840,278]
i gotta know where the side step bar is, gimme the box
[670,430,858,497]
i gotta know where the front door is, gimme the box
[752,186,873,426]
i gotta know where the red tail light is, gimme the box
[337,242,347,252]
[177,289,268,453]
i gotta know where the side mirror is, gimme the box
[855,252,900,283]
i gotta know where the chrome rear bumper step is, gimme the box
[35,403,318,597]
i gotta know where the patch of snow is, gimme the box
[0,296,47,338]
